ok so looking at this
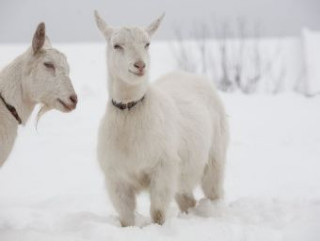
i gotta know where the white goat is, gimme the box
[95,11,229,226]
[0,23,77,167]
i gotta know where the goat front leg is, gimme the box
[149,160,178,225]
[106,180,136,227]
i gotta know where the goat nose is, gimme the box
[133,61,146,71]
[70,94,78,105]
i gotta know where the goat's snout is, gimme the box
[69,94,78,107]
[133,60,146,72]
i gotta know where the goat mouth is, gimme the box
[129,70,144,77]
[57,99,74,112]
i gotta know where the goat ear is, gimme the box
[146,13,165,37]
[32,22,46,55]
[94,10,113,40]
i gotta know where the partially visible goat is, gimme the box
[0,23,77,167]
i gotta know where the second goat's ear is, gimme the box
[145,13,165,37]
[32,22,46,55]
[94,10,113,40]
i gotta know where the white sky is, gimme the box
[0,0,319,42]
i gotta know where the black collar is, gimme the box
[0,93,22,125]
[112,96,145,110]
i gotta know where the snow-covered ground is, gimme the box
[0,43,319,241]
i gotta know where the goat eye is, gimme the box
[145,43,150,48]
[114,44,123,50]
[44,62,55,70]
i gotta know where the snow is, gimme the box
[0,43,320,241]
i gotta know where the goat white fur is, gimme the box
[0,23,77,167]
[95,11,229,226]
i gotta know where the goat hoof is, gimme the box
[152,209,165,225]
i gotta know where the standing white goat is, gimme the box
[95,11,229,226]
[0,23,77,167]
